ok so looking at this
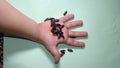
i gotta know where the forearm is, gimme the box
[0,0,39,42]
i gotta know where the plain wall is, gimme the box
[4,0,120,68]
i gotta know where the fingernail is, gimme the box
[79,42,85,47]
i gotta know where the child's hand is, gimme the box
[38,14,88,64]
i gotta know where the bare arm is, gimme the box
[0,0,39,42]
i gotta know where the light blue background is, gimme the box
[4,0,120,68]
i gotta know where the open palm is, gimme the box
[38,14,88,64]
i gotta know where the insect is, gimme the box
[67,48,73,52]
[44,12,66,40]
[60,48,74,57]
[45,18,64,39]
[63,11,67,16]
[55,19,59,22]
[60,50,65,57]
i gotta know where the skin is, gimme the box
[0,0,88,64]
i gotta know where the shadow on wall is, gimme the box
[4,36,61,68]
[4,35,88,68]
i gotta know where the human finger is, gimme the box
[59,14,74,23]
[46,46,60,64]
[65,38,85,47]
[65,20,83,28]
[69,31,88,37]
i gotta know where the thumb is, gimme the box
[46,46,60,64]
